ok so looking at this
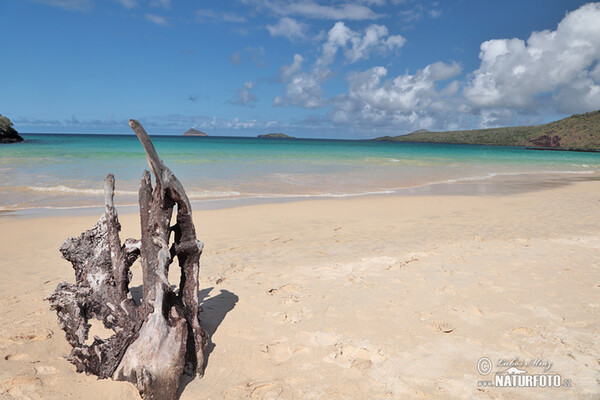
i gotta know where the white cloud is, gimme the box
[114,0,136,8]
[196,9,246,22]
[279,54,304,81]
[150,0,170,9]
[230,51,242,65]
[245,46,267,67]
[231,81,258,107]
[330,61,462,128]
[272,3,600,131]
[242,0,382,20]
[145,13,169,26]
[32,0,92,11]
[274,70,324,108]
[428,8,441,18]
[275,21,405,109]
[267,17,307,41]
[359,0,385,5]
[319,22,405,65]
[274,53,324,107]
[464,3,600,114]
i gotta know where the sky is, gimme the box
[2,0,600,138]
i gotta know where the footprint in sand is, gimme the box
[261,341,309,364]
[4,353,30,361]
[10,329,53,344]
[267,283,303,296]
[282,312,302,324]
[386,257,419,271]
[324,340,386,371]
[507,326,537,337]
[34,366,57,375]
[435,286,456,295]
[431,321,454,333]
[451,304,484,318]
[280,294,300,305]
[223,380,293,400]
[0,376,43,400]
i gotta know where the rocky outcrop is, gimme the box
[528,134,561,148]
[0,114,24,143]
[257,133,295,138]
[183,128,208,136]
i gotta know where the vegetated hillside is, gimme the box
[183,128,208,136]
[376,110,600,149]
[257,133,295,138]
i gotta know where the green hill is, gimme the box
[376,110,600,150]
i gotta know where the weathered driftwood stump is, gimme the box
[46,120,208,400]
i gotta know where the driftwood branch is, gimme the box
[47,120,208,400]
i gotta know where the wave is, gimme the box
[187,190,242,199]
[27,185,139,196]
[1,169,597,214]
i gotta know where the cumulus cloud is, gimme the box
[327,3,600,132]
[231,81,258,107]
[241,0,382,20]
[267,17,307,41]
[274,54,324,108]
[319,22,405,65]
[464,3,600,114]
[279,54,305,81]
[330,61,462,128]
[145,13,168,26]
[275,21,405,108]
[274,72,325,108]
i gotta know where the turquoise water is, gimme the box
[1,133,600,213]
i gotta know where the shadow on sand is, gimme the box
[177,287,239,397]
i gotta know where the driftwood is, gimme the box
[47,120,208,400]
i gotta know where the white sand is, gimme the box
[1,181,599,399]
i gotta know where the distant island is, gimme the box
[0,114,24,144]
[183,128,208,137]
[257,133,295,139]
[375,110,600,150]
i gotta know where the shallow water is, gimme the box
[2,133,600,214]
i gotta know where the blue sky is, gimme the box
[2,0,600,138]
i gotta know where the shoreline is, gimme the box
[3,170,600,218]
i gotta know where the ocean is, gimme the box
[2,133,600,215]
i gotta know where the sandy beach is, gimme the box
[1,181,599,399]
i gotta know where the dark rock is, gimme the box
[0,114,24,143]
[528,134,561,148]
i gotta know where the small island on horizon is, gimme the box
[375,110,600,151]
[183,128,208,137]
[257,133,295,139]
